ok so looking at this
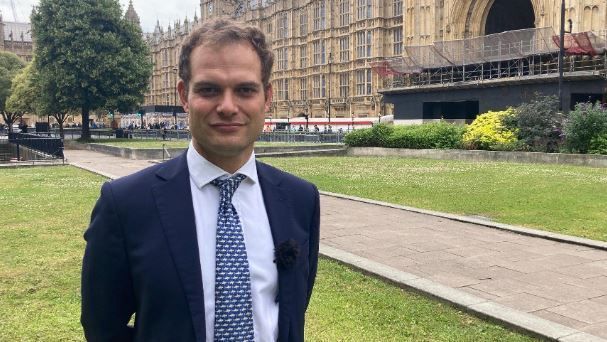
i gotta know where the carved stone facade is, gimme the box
[145,0,607,122]
[0,13,34,62]
[385,0,607,123]
[404,0,607,45]
[146,0,405,121]
[144,15,198,112]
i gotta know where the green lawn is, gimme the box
[262,156,607,242]
[306,258,535,341]
[89,138,331,149]
[0,166,536,341]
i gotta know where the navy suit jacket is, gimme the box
[81,152,320,341]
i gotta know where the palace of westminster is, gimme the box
[2,0,607,126]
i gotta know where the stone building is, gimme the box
[144,14,198,111]
[403,0,606,45]
[0,12,34,62]
[145,0,404,128]
[381,0,607,123]
[145,0,607,126]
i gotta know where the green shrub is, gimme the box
[589,133,607,155]
[345,122,465,149]
[344,124,393,147]
[564,102,607,153]
[512,95,564,152]
[344,127,374,146]
[386,121,465,149]
[463,108,518,150]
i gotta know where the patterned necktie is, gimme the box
[211,174,254,341]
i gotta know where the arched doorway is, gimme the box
[485,0,535,35]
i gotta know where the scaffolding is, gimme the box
[372,27,607,89]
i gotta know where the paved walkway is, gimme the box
[64,149,607,341]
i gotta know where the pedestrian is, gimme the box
[81,17,320,342]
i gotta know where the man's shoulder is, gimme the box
[107,155,186,195]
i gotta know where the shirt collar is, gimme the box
[186,140,258,189]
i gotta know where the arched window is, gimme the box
[485,0,535,35]
[583,6,591,32]
[592,6,600,32]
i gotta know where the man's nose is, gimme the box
[217,91,238,115]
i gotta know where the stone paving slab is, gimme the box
[66,149,155,179]
[63,148,607,341]
[319,194,607,340]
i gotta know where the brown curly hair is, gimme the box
[178,17,274,91]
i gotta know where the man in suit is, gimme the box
[81,18,320,342]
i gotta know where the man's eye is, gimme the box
[198,87,218,96]
[238,88,256,95]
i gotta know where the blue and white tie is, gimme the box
[211,174,255,341]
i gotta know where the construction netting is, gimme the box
[371,57,422,76]
[551,31,607,56]
[435,27,557,65]
[372,27,606,76]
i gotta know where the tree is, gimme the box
[6,60,73,139]
[32,0,152,140]
[0,51,26,132]
[34,64,71,139]
[6,62,38,116]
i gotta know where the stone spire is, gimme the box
[124,0,141,28]
[0,11,4,50]
[154,19,163,35]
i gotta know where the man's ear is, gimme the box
[264,84,273,113]
[177,80,189,112]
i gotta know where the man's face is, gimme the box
[178,42,272,168]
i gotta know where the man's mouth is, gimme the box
[211,123,244,132]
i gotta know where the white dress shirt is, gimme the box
[187,142,279,342]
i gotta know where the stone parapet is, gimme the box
[347,147,607,168]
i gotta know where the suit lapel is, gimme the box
[257,161,296,339]
[153,153,205,342]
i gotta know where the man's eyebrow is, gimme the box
[236,82,261,89]
[191,81,261,89]
[192,81,219,89]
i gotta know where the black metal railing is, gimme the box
[8,133,64,159]
[39,128,346,144]
[257,131,346,144]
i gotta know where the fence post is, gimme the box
[16,141,20,161]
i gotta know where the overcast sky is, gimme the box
[0,0,200,33]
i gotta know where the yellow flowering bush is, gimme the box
[463,108,519,150]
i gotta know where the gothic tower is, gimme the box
[124,0,141,30]
[0,12,5,51]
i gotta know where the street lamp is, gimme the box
[327,52,332,123]
[287,100,292,129]
[370,97,377,124]
[172,66,179,128]
[346,98,353,131]
[558,0,573,111]
[304,100,310,131]
[172,66,178,106]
